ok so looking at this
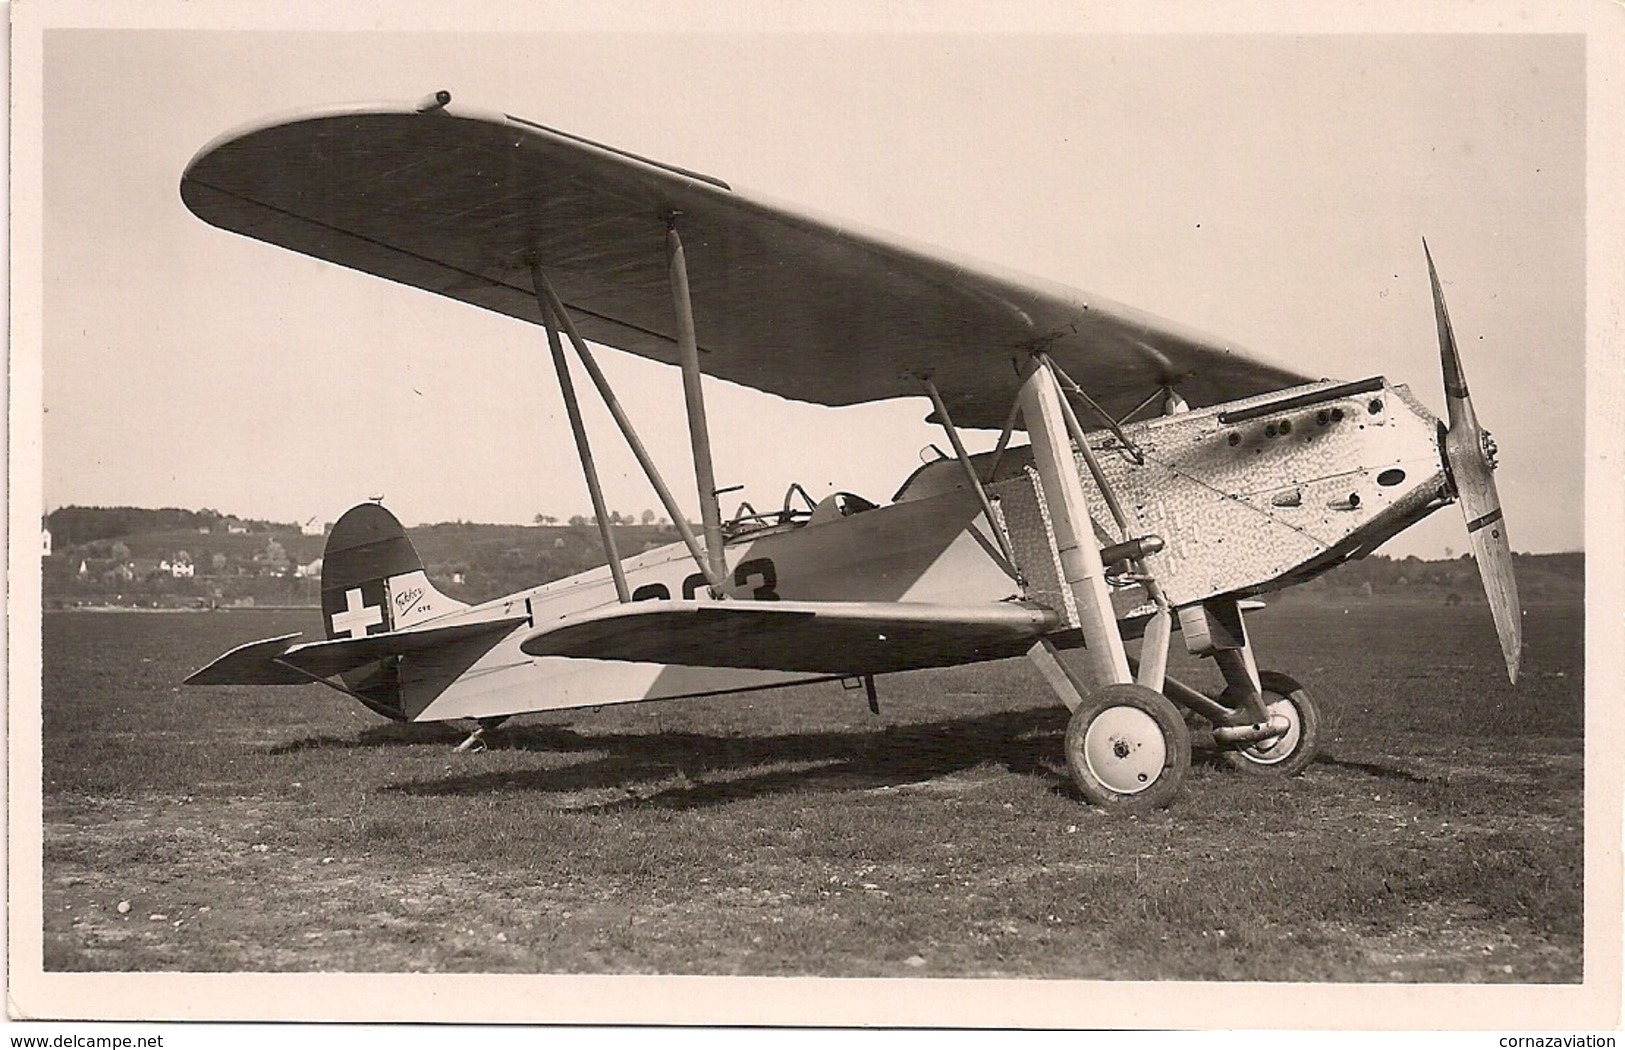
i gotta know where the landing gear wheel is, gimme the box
[1219,671,1320,777]
[1064,683,1191,810]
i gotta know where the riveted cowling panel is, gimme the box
[1090,379,1447,604]
[988,378,1450,610]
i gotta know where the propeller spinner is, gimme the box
[1425,239,1522,683]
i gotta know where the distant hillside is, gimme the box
[41,504,1583,609]
[47,506,241,547]
[41,504,682,608]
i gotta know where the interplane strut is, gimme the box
[531,276,631,603]
[666,216,729,596]
[921,376,1017,569]
[529,264,727,594]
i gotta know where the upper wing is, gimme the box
[180,99,1312,428]
[520,600,1058,675]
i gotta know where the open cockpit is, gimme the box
[722,483,879,541]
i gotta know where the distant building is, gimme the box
[300,517,327,536]
[226,520,249,535]
[160,553,195,579]
[294,557,324,579]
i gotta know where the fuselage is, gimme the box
[397,375,1450,723]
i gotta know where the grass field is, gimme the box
[37,598,1584,981]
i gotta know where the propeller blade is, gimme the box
[1425,239,1522,683]
[1465,504,1522,684]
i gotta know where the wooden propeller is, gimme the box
[1425,239,1522,684]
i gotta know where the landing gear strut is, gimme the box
[1011,355,1316,809]
[1044,598,1320,808]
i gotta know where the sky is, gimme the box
[21,7,1598,558]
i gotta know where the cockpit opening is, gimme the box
[723,483,877,540]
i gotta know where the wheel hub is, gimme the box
[1237,697,1302,764]
[1081,705,1167,794]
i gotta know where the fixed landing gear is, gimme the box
[1063,683,1191,810]
[1057,670,1318,807]
[1011,357,1314,808]
[1215,671,1320,777]
[1038,599,1321,808]
[1155,667,1320,776]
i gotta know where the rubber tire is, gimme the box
[1219,670,1320,777]
[1064,682,1191,810]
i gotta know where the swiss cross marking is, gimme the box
[331,587,384,639]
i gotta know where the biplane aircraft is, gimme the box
[182,91,1521,809]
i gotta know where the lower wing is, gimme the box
[520,600,1059,675]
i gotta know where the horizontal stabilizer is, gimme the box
[280,616,530,678]
[520,600,1059,675]
[185,617,528,687]
[183,633,307,685]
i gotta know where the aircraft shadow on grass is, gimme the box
[269,707,1411,811]
[296,706,1079,810]
[269,724,473,753]
[1312,755,1437,785]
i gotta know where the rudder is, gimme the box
[319,502,472,722]
[320,502,468,642]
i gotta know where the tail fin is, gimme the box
[319,502,472,721]
[321,502,468,640]
[182,503,499,725]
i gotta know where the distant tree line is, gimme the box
[46,506,291,547]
